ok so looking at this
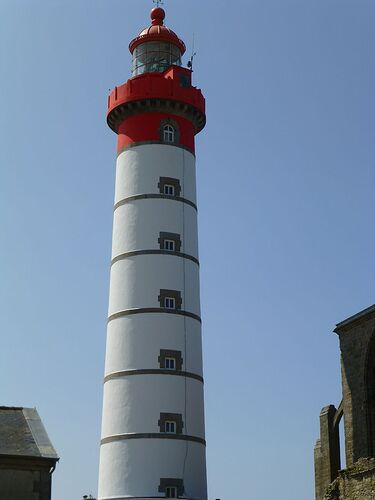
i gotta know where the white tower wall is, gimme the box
[114,146,197,205]
[98,144,207,500]
[104,316,203,375]
[101,377,205,437]
[111,203,199,258]
[99,441,207,500]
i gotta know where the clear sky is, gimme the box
[1,0,374,499]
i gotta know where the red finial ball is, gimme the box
[150,7,165,25]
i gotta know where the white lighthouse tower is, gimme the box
[98,6,207,500]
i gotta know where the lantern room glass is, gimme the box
[132,42,182,76]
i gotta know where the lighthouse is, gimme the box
[98,6,207,500]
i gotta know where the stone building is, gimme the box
[314,304,375,500]
[0,406,59,500]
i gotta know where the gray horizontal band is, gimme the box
[101,433,206,446]
[104,369,204,384]
[108,308,202,324]
[118,140,195,157]
[111,250,199,266]
[114,194,197,212]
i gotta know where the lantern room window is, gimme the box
[163,124,175,143]
[132,42,182,76]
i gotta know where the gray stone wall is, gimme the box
[336,310,375,465]
[0,469,51,500]
[314,405,341,500]
[314,305,375,500]
[324,458,375,500]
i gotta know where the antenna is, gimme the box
[187,33,197,70]
[153,0,164,7]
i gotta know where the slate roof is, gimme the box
[0,406,59,460]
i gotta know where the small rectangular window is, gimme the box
[158,350,183,371]
[164,239,175,251]
[159,478,183,498]
[158,289,182,310]
[165,297,175,309]
[165,357,176,370]
[164,184,175,196]
[165,421,176,434]
[166,486,177,498]
[158,177,181,197]
[180,73,191,88]
[159,232,181,252]
[158,412,183,435]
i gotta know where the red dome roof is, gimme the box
[129,8,186,55]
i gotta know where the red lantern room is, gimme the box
[107,7,206,155]
[129,7,186,76]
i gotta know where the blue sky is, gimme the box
[1,0,374,499]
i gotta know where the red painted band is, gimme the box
[117,112,195,154]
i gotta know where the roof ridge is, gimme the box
[22,408,59,460]
[22,408,43,458]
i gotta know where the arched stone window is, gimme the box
[159,119,180,145]
[163,124,175,143]
[365,332,375,456]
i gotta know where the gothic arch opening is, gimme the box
[334,401,344,469]
[365,330,375,457]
